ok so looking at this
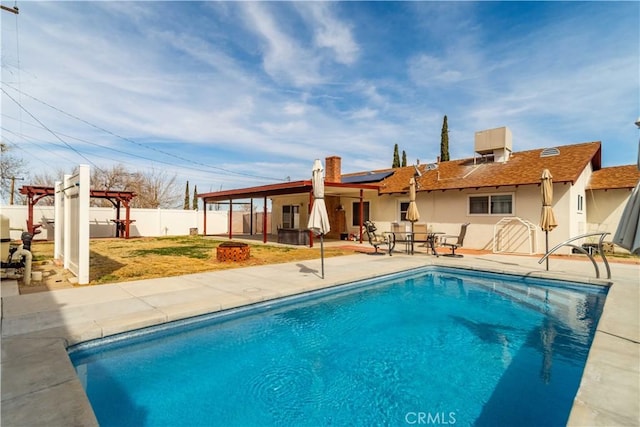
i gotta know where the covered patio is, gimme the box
[198,179,380,247]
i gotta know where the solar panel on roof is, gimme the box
[341,171,393,183]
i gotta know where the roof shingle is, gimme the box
[379,142,604,194]
[588,165,640,190]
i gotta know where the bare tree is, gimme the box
[128,168,181,209]
[88,164,180,208]
[0,143,27,204]
[90,165,135,207]
[30,168,71,188]
[27,167,72,206]
[4,158,180,209]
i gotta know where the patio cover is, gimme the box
[198,180,380,244]
[18,186,136,238]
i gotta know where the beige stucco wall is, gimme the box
[587,188,634,236]
[269,167,630,255]
[369,183,582,255]
[568,164,593,236]
[271,195,310,232]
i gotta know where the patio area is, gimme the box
[1,251,638,426]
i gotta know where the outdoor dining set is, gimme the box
[363,220,469,258]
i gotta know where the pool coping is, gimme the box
[2,253,638,426]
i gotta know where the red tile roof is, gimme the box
[379,142,603,194]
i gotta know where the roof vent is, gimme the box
[540,147,560,157]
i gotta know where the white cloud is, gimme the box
[283,102,307,116]
[303,3,359,65]
[408,54,464,86]
[239,2,322,87]
[349,108,378,120]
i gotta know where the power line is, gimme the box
[2,83,285,182]
[1,123,264,186]
[2,126,257,192]
[1,87,103,171]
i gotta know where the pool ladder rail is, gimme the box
[538,232,611,279]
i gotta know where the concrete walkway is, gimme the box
[1,252,638,426]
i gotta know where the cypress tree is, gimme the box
[192,185,198,210]
[184,181,190,210]
[440,115,450,162]
[401,150,407,167]
[392,144,400,168]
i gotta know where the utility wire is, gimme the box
[2,126,251,189]
[1,87,103,171]
[1,124,261,186]
[2,83,285,182]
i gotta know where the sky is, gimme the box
[1,1,639,204]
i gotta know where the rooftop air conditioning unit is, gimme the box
[475,126,512,162]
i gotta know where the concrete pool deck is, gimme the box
[1,252,638,426]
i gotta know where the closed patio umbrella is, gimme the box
[613,181,640,254]
[613,123,640,254]
[540,169,557,270]
[406,177,420,252]
[407,177,420,223]
[308,159,330,279]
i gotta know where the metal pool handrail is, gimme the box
[538,232,611,279]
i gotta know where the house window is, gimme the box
[577,194,584,212]
[282,205,299,229]
[399,201,410,221]
[469,194,513,215]
[352,201,370,226]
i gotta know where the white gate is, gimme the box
[56,165,90,285]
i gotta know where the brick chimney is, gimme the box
[325,156,342,183]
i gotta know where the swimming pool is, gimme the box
[69,267,607,426]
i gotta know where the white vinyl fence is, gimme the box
[0,205,228,241]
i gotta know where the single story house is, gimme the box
[199,127,640,255]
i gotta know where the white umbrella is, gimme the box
[308,159,330,278]
[613,126,640,254]
[540,169,558,270]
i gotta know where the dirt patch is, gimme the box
[24,236,357,293]
[21,260,77,294]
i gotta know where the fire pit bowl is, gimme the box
[216,241,250,262]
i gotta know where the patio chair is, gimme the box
[440,223,470,257]
[413,223,428,246]
[364,220,393,256]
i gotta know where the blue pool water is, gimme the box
[69,267,607,426]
